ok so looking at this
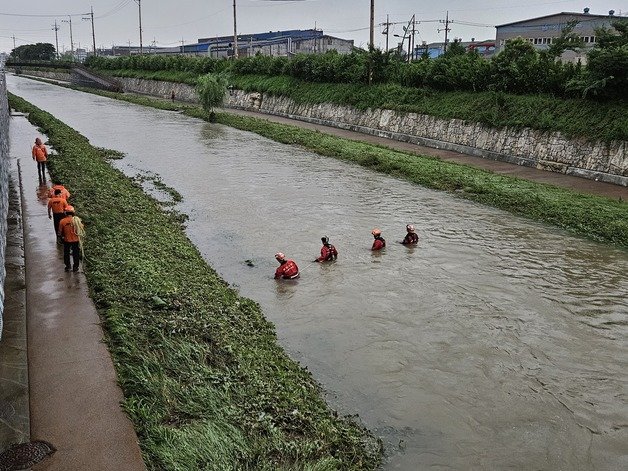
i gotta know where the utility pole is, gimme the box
[369,0,375,49]
[439,10,451,53]
[62,16,74,59]
[180,38,185,54]
[12,35,16,51]
[232,0,238,59]
[382,14,392,53]
[82,7,97,56]
[52,21,60,59]
[133,0,143,54]
[410,15,416,61]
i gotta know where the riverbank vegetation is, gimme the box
[8,92,383,470]
[25,81,628,247]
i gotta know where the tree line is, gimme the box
[81,19,626,101]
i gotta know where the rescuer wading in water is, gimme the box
[371,228,386,251]
[315,236,338,262]
[274,253,300,279]
[401,224,419,245]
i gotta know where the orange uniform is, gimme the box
[47,196,67,215]
[58,216,80,243]
[32,143,48,162]
[274,260,300,279]
[48,185,70,200]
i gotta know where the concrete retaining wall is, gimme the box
[64,75,628,187]
[0,72,10,337]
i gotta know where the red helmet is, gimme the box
[275,252,285,260]
[371,228,381,236]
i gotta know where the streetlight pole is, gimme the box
[233,0,238,59]
[133,0,143,54]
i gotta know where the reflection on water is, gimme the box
[8,75,628,471]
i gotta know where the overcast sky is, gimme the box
[0,1,623,54]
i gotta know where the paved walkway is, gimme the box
[222,108,628,201]
[5,113,145,470]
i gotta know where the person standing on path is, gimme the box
[58,205,85,272]
[32,137,48,182]
[47,189,67,240]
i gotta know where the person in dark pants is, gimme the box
[57,206,84,272]
[32,137,48,182]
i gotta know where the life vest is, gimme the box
[372,236,386,251]
[317,244,338,262]
[403,232,419,245]
[276,260,299,279]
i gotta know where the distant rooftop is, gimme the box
[198,29,324,44]
[496,11,618,28]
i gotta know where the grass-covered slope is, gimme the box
[9,93,382,470]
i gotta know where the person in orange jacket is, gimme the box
[371,228,386,251]
[32,137,48,181]
[48,181,70,201]
[274,252,300,279]
[315,236,338,262]
[47,189,68,238]
[58,205,84,272]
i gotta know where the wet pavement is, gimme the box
[5,112,145,470]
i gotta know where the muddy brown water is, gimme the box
[8,75,627,470]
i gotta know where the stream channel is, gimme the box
[8,75,628,470]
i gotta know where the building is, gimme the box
[413,39,495,59]
[197,29,354,58]
[495,9,620,61]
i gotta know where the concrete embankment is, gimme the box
[18,70,628,187]
[120,76,628,187]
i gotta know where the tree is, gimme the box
[10,43,56,61]
[490,38,542,93]
[544,21,585,60]
[196,73,228,120]
[570,19,628,99]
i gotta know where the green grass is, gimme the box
[8,92,383,470]
[92,68,628,142]
[24,79,628,247]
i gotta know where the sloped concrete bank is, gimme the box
[21,72,628,187]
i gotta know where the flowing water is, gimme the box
[8,75,627,470]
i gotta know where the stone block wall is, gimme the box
[0,72,10,337]
[66,75,628,187]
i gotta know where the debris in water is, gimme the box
[244,259,255,267]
